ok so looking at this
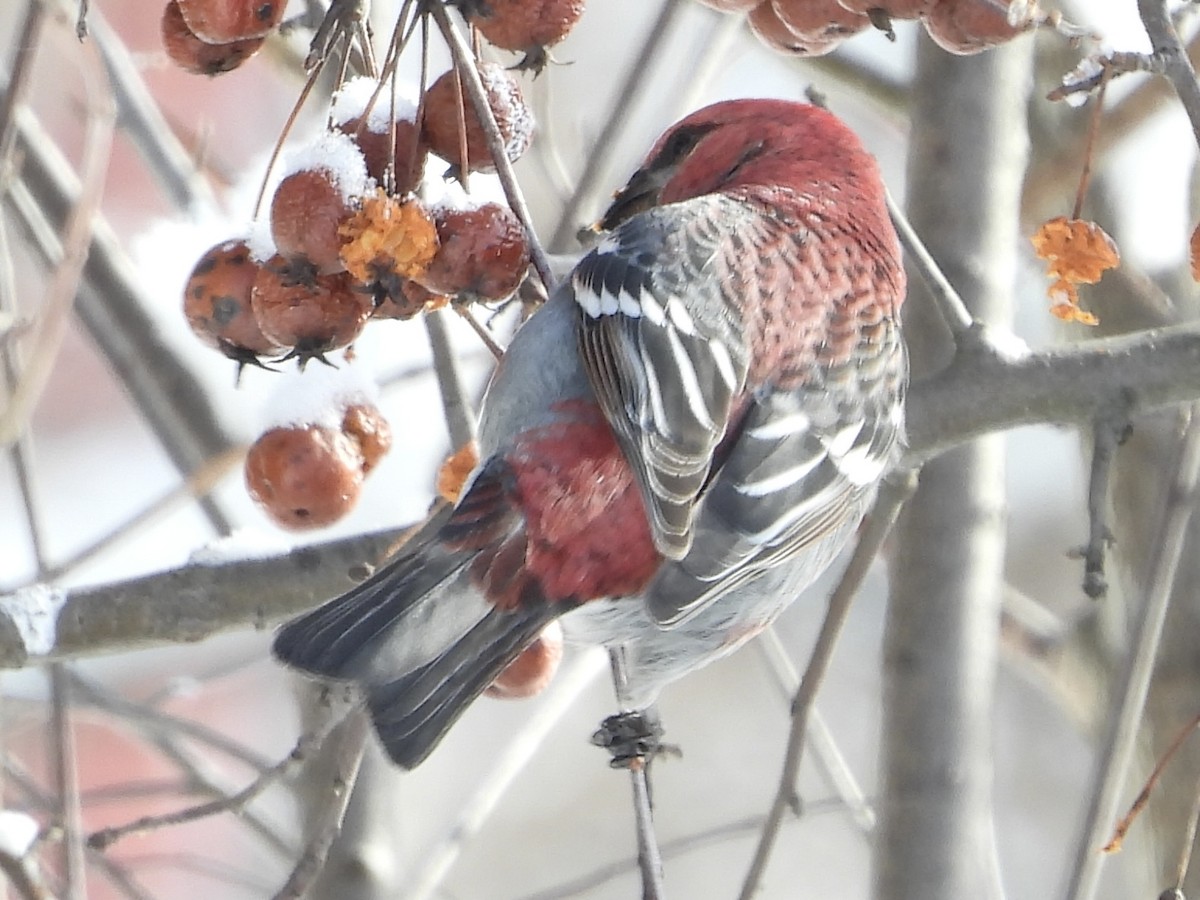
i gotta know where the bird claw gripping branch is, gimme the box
[273,98,908,769]
[591,711,669,769]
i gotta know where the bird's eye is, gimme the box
[658,126,708,165]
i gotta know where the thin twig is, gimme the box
[252,51,339,219]
[452,304,505,359]
[1172,768,1200,890]
[68,672,280,774]
[886,189,974,335]
[628,755,665,899]
[359,0,421,192]
[1102,709,1200,853]
[143,729,295,858]
[38,447,244,583]
[1065,406,1200,900]
[0,215,52,575]
[738,469,915,900]
[0,39,114,448]
[90,857,154,900]
[755,629,875,835]
[423,309,477,449]
[87,693,352,851]
[405,651,608,900]
[3,755,153,900]
[1140,0,1200,151]
[1077,410,1128,600]
[49,667,86,900]
[427,1,555,290]
[270,708,369,900]
[74,659,360,862]
[1071,66,1111,221]
[547,0,689,250]
[0,0,46,168]
[1049,50,1170,102]
[88,12,216,212]
[306,0,370,70]
[608,647,666,900]
[513,804,843,900]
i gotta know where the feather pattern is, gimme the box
[573,195,755,559]
[574,187,907,627]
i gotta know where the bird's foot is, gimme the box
[590,710,677,769]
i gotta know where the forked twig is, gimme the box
[88,690,355,852]
[1066,406,1200,900]
[738,469,915,900]
[270,707,369,899]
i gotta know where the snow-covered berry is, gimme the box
[422,64,535,175]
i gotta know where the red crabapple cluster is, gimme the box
[162,0,586,77]
[176,5,556,530]
[180,69,535,369]
[699,0,1040,57]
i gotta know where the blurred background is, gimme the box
[1,0,1198,898]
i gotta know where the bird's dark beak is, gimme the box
[597,165,672,231]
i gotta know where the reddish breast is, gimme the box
[508,400,662,602]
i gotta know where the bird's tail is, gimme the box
[273,506,562,769]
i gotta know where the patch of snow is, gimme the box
[258,364,382,431]
[331,75,420,131]
[0,811,38,858]
[280,130,373,205]
[0,584,67,656]
[189,527,292,565]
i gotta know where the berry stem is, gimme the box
[1072,65,1111,222]
[427,0,556,292]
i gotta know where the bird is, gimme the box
[273,97,908,769]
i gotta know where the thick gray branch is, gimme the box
[877,35,1030,900]
[0,306,1198,668]
[0,528,408,669]
[905,321,1200,462]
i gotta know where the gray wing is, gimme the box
[645,320,907,628]
[573,195,755,559]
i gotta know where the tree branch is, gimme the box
[1139,0,1200,151]
[0,527,408,668]
[0,302,1198,667]
[904,320,1200,463]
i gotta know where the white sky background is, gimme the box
[0,0,1194,897]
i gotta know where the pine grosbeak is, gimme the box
[274,98,907,768]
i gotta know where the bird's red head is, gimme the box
[600,99,888,230]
